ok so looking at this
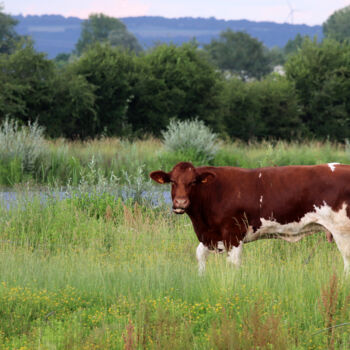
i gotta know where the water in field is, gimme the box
[0,188,171,209]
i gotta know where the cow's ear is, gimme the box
[197,171,216,184]
[150,170,171,184]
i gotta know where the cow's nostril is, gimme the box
[175,198,189,207]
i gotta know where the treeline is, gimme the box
[1,8,350,141]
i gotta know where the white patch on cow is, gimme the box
[328,163,340,172]
[196,243,210,274]
[259,172,262,178]
[243,202,350,274]
[259,195,263,208]
[227,241,243,267]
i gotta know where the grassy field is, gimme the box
[0,194,349,349]
[1,138,350,348]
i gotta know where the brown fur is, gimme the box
[150,162,350,249]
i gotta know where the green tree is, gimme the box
[285,38,350,140]
[0,6,21,54]
[70,43,135,137]
[108,29,142,53]
[221,76,303,141]
[220,78,264,140]
[0,41,99,138]
[0,44,55,126]
[204,29,272,80]
[75,13,142,55]
[48,72,97,138]
[284,34,310,56]
[250,76,304,139]
[266,46,285,66]
[127,43,223,135]
[323,5,350,42]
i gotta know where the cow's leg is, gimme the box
[227,241,243,267]
[196,242,210,275]
[331,231,350,276]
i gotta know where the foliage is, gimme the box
[284,34,311,57]
[0,44,56,127]
[221,76,304,141]
[323,5,350,43]
[0,6,21,54]
[0,118,47,184]
[53,53,71,68]
[285,38,350,141]
[220,78,263,141]
[64,156,158,217]
[75,13,142,55]
[265,46,285,66]
[204,29,273,80]
[48,71,97,139]
[108,28,142,54]
[127,43,222,135]
[69,43,135,137]
[3,29,350,142]
[162,119,219,163]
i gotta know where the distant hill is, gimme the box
[13,15,323,58]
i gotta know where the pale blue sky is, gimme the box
[3,0,350,25]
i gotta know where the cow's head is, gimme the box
[150,162,216,214]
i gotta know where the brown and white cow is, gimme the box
[150,162,350,274]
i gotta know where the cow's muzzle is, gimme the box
[173,198,189,214]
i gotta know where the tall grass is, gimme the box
[1,136,350,188]
[0,194,349,348]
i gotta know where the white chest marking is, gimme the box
[328,163,340,172]
[259,172,262,178]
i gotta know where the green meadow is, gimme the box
[0,195,349,349]
[0,137,350,349]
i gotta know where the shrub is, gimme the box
[162,119,219,163]
[0,118,46,174]
[221,76,304,141]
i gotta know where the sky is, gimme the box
[3,0,350,25]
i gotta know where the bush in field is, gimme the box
[162,119,219,163]
[0,118,46,173]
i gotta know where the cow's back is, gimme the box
[190,163,350,233]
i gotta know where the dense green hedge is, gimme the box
[2,39,350,141]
